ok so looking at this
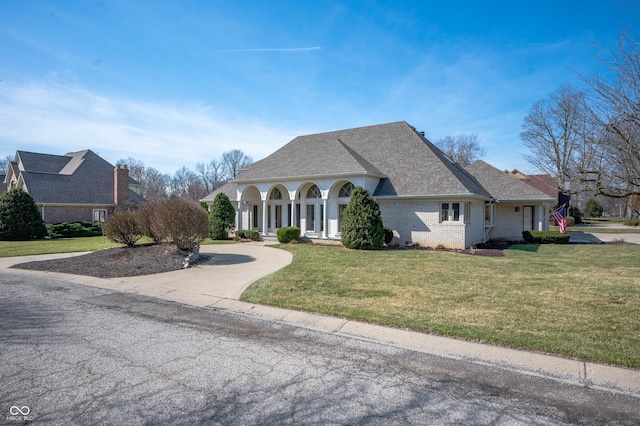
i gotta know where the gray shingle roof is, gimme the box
[18,149,145,205]
[465,160,555,202]
[234,121,491,198]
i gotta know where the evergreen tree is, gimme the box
[340,187,384,249]
[0,189,48,240]
[209,193,236,239]
[585,199,604,217]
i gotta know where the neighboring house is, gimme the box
[201,121,555,248]
[507,169,564,203]
[0,171,5,195]
[3,149,145,224]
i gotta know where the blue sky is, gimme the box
[1,1,638,175]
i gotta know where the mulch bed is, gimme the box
[10,244,204,278]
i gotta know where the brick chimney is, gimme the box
[114,165,130,205]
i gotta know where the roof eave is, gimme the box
[234,170,387,184]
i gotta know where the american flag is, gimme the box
[552,206,567,233]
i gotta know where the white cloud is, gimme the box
[0,81,299,174]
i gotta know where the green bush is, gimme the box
[0,189,48,241]
[341,187,384,250]
[568,206,582,224]
[383,227,394,245]
[46,221,103,238]
[102,211,144,247]
[209,193,236,240]
[276,226,300,243]
[522,230,571,244]
[235,229,260,240]
[624,219,640,227]
[245,230,260,241]
[585,199,604,217]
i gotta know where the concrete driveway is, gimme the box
[0,242,293,306]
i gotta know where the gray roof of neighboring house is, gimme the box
[17,149,145,205]
[230,121,491,199]
[465,160,555,202]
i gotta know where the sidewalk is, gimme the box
[2,242,640,398]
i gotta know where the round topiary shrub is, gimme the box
[340,187,384,250]
[0,189,48,241]
[276,226,300,243]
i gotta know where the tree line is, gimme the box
[520,31,640,215]
[118,149,252,201]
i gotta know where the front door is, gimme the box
[523,206,534,231]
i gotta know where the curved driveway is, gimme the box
[1,242,292,306]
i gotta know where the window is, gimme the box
[464,203,471,224]
[441,203,460,222]
[484,204,494,226]
[269,188,282,200]
[306,204,315,231]
[338,204,348,232]
[93,209,107,223]
[339,182,355,198]
[307,185,321,198]
[252,205,259,229]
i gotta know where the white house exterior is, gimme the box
[202,122,555,248]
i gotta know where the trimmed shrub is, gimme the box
[209,193,236,240]
[0,189,48,241]
[47,221,103,238]
[102,211,144,247]
[244,230,260,241]
[522,230,570,244]
[157,198,209,251]
[340,187,384,250]
[624,219,640,227]
[383,227,394,245]
[277,226,300,243]
[235,229,246,239]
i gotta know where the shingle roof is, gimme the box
[234,121,491,198]
[18,149,144,205]
[465,160,555,202]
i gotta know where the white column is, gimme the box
[322,199,328,238]
[291,200,296,228]
[262,200,268,235]
[236,201,241,231]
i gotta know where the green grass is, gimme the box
[242,244,640,369]
[0,236,233,257]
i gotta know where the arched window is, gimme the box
[307,185,321,198]
[339,182,355,198]
[269,188,282,200]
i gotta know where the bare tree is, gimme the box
[141,167,170,201]
[195,159,226,194]
[117,157,145,183]
[520,84,590,192]
[580,31,640,198]
[436,134,485,167]
[222,149,252,179]
[1,155,12,173]
[169,166,207,200]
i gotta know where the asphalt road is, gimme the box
[2,273,639,425]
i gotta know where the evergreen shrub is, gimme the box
[209,193,236,240]
[522,230,571,244]
[276,226,300,243]
[340,187,384,250]
[0,189,48,241]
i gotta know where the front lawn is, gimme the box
[0,236,233,257]
[242,243,640,369]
